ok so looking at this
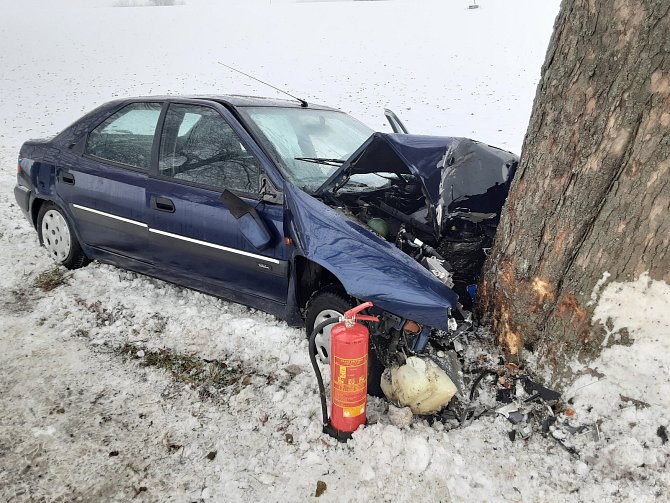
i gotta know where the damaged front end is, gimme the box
[288,132,518,415]
[366,299,470,414]
[316,132,518,310]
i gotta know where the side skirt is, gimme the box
[83,246,290,320]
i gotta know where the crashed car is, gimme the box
[14,95,517,411]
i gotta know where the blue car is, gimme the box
[14,95,517,394]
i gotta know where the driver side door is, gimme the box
[147,101,289,306]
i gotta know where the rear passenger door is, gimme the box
[60,102,161,265]
[147,101,289,304]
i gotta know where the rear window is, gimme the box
[85,102,161,169]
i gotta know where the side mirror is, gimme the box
[237,212,273,250]
[219,189,273,250]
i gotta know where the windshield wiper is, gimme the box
[294,157,345,167]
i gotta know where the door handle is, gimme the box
[151,196,175,213]
[61,172,75,185]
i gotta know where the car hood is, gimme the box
[284,182,458,330]
[319,132,518,235]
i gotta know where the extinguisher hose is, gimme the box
[308,318,341,427]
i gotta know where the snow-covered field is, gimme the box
[1,1,669,502]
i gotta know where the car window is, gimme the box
[158,104,261,194]
[85,102,161,169]
[240,107,373,193]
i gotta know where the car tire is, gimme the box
[305,286,353,363]
[305,285,385,397]
[37,201,89,270]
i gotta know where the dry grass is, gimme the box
[118,344,243,399]
[33,268,66,292]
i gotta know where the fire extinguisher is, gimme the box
[309,301,379,442]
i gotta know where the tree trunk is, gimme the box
[478,0,670,382]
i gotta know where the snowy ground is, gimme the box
[1,1,669,502]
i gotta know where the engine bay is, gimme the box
[321,174,498,311]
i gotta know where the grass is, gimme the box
[118,344,243,399]
[34,268,67,292]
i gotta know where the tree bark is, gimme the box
[478,0,670,382]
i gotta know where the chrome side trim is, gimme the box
[148,228,280,264]
[72,204,147,228]
[72,203,280,265]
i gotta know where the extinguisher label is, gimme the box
[342,404,366,418]
[332,355,367,416]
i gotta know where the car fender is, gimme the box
[23,152,89,252]
[284,183,458,330]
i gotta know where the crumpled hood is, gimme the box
[320,133,518,234]
[284,182,459,330]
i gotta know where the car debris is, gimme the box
[380,357,458,415]
[393,338,573,445]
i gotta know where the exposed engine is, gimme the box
[323,175,498,310]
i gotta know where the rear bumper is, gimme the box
[14,184,32,222]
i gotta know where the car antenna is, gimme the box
[218,62,309,107]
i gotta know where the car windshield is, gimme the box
[240,106,374,192]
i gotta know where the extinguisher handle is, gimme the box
[343,301,379,323]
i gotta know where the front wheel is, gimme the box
[37,202,89,269]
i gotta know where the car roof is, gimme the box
[120,94,339,112]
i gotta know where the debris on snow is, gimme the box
[315,480,327,497]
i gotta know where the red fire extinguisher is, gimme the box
[309,301,378,442]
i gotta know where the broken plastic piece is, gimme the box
[380,357,457,414]
[542,416,557,433]
[496,403,519,419]
[448,317,458,332]
[429,351,465,396]
[519,425,532,440]
[496,388,513,403]
[567,425,588,435]
[522,377,561,402]
[507,411,525,425]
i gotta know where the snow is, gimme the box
[1,0,669,502]
[563,274,670,501]
[585,273,670,412]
